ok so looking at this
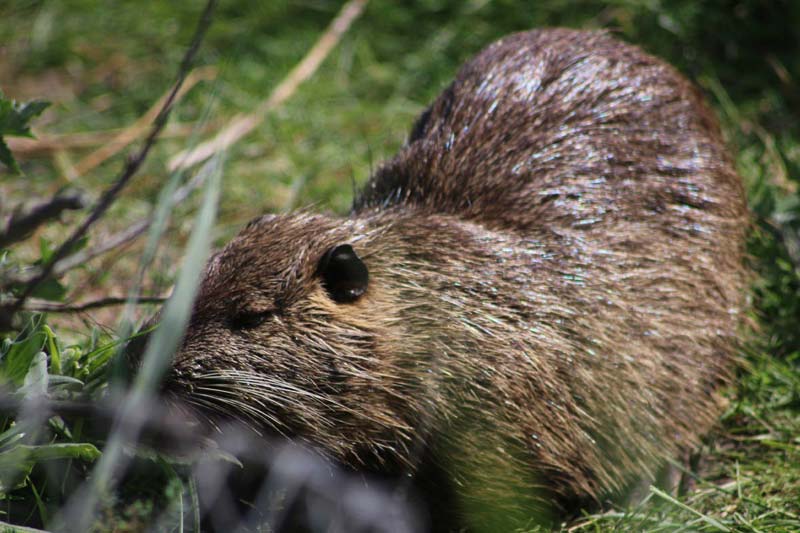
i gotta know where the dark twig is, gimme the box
[1,169,207,289]
[21,295,166,313]
[0,190,88,248]
[3,0,216,321]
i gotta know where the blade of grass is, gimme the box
[42,326,60,375]
[51,152,222,532]
[650,486,731,532]
[105,73,223,389]
[189,473,200,533]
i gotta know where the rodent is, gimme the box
[156,28,748,530]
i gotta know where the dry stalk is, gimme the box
[22,295,166,313]
[6,122,214,156]
[74,66,218,176]
[167,0,369,172]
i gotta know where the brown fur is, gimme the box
[164,29,748,528]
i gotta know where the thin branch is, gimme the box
[4,0,217,321]
[1,168,207,289]
[22,295,166,313]
[168,0,369,172]
[53,169,206,276]
[0,190,88,248]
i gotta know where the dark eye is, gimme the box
[317,244,369,303]
[230,309,274,330]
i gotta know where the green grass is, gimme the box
[0,0,799,531]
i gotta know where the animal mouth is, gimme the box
[161,369,305,439]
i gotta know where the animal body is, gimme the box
[160,28,748,530]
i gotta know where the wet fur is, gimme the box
[166,29,748,527]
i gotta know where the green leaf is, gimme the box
[28,479,48,528]
[68,235,89,255]
[0,443,101,492]
[0,424,25,449]
[0,95,50,138]
[20,352,48,399]
[0,137,20,174]
[0,323,47,387]
[0,92,50,175]
[43,325,60,375]
[40,235,89,262]
[46,374,84,388]
[0,445,35,492]
[38,236,54,264]
[29,277,67,302]
[31,442,101,462]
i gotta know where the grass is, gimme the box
[0,0,799,531]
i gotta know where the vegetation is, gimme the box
[0,0,798,531]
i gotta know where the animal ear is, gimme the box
[318,244,369,303]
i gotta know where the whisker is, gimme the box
[191,391,290,436]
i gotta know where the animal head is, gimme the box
[157,211,423,468]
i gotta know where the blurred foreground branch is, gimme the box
[0,189,88,248]
[0,393,422,532]
[0,395,205,457]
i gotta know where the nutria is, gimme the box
[155,28,748,530]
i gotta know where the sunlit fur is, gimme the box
[166,29,748,526]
